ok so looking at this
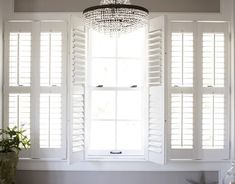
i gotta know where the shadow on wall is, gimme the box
[16,171,218,184]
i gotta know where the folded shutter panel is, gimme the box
[70,17,86,162]
[148,16,166,164]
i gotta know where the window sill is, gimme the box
[17,158,231,172]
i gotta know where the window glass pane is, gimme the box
[91,31,116,57]
[90,58,116,87]
[117,91,142,120]
[117,121,143,150]
[89,121,115,150]
[117,59,142,87]
[91,91,116,119]
[118,28,145,58]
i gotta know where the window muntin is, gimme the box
[87,28,146,156]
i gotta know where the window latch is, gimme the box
[110,151,122,155]
[131,85,137,88]
[96,85,103,88]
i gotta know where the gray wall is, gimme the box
[14,0,220,13]
[0,0,3,129]
[16,171,218,184]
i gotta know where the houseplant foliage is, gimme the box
[0,127,30,184]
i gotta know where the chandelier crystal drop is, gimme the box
[83,0,149,35]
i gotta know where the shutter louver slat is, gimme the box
[171,94,193,149]
[171,32,193,87]
[9,32,31,87]
[40,32,62,87]
[8,93,31,139]
[40,94,62,149]
[202,33,225,88]
[202,94,225,149]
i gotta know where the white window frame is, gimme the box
[84,28,147,160]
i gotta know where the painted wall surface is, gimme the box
[14,0,220,13]
[16,171,218,184]
[0,0,3,129]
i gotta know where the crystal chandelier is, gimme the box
[83,0,149,34]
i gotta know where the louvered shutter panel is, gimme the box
[168,22,195,159]
[70,17,86,162]
[4,22,33,158]
[148,16,166,164]
[37,22,67,159]
[197,23,229,160]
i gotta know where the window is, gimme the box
[86,28,146,158]
[70,16,166,163]
[4,18,229,163]
[169,22,229,160]
[4,21,67,159]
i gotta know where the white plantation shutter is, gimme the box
[168,22,195,159]
[4,21,67,159]
[148,16,166,164]
[197,23,229,160]
[4,22,33,158]
[69,17,86,162]
[168,22,229,160]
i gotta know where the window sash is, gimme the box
[86,29,146,158]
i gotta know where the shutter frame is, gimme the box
[69,16,86,163]
[147,16,167,165]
